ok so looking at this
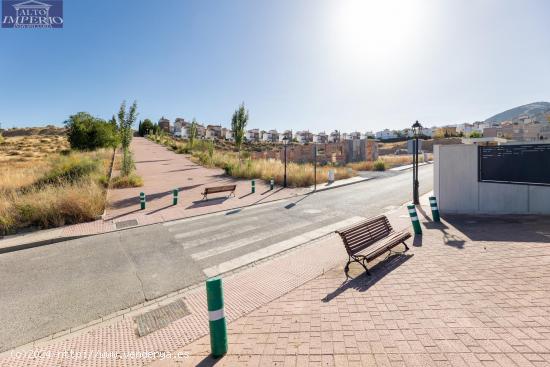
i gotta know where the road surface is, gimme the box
[0,165,433,352]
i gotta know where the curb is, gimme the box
[0,173,377,255]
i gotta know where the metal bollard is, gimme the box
[270,179,274,190]
[140,192,146,210]
[206,277,228,357]
[407,204,422,235]
[251,179,255,194]
[173,189,179,206]
[429,196,440,222]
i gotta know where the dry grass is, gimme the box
[0,134,111,234]
[347,154,433,171]
[111,174,143,188]
[193,150,354,187]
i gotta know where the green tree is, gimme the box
[231,102,249,151]
[469,131,482,138]
[117,100,139,176]
[138,119,154,136]
[189,118,198,148]
[65,112,118,150]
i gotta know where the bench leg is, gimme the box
[402,241,410,251]
[360,259,371,276]
[344,256,351,275]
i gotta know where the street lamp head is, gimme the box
[412,120,423,137]
[282,136,289,145]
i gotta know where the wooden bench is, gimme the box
[201,185,236,200]
[336,215,411,275]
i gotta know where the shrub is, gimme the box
[65,112,119,150]
[373,160,386,171]
[35,154,101,186]
[111,173,143,188]
[121,149,135,176]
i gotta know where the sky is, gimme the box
[0,0,549,132]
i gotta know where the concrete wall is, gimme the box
[434,144,550,214]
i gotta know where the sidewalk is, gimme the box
[153,201,550,366]
[1,138,367,253]
[3,196,550,366]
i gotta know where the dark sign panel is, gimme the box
[478,144,550,186]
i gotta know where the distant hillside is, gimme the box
[485,102,550,124]
[1,126,66,137]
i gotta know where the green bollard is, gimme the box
[206,277,228,357]
[251,179,255,194]
[407,204,422,235]
[429,196,440,223]
[270,179,274,190]
[173,189,179,206]
[140,192,146,210]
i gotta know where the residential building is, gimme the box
[173,118,187,137]
[158,117,170,133]
[375,129,397,140]
[456,123,475,135]
[246,129,260,142]
[329,130,341,143]
[279,130,293,143]
[295,130,313,144]
[484,122,550,141]
[205,125,222,139]
[313,132,328,144]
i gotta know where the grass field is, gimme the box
[148,135,355,187]
[0,134,112,234]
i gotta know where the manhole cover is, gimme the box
[134,299,190,337]
[115,219,138,229]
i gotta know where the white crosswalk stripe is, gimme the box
[202,216,365,277]
[190,216,330,260]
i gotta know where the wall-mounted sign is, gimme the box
[478,144,550,186]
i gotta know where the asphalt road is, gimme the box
[0,165,433,352]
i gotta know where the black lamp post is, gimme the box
[412,120,423,205]
[282,136,289,188]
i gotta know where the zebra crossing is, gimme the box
[163,199,365,277]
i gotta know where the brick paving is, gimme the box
[104,137,307,224]
[2,200,550,367]
[152,210,550,367]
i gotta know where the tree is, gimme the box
[189,118,198,148]
[138,119,154,136]
[117,100,139,176]
[469,131,482,138]
[231,102,249,151]
[65,112,118,150]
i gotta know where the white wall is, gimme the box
[434,144,550,214]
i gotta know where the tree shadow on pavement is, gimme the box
[322,253,413,303]
[110,189,177,209]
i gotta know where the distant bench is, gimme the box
[336,215,411,275]
[202,185,236,200]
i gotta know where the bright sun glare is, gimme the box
[328,0,427,74]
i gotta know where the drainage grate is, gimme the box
[115,219,139,229]
[134,299,190,337]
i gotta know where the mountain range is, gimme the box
[485,101,550,124]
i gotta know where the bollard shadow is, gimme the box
[254,187,284,204]
[238,192,253,199]
[284,192,312,209]
[322,253,413,303]
[196,355,223,366]
[146,205,174,216]
[416,205,433,222]
[412,234,423,247]
[105,208,141,221]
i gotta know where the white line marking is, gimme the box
[202,216,365,278]
[191,217,331,260]
[163,199,288,227]
[182,224,260,249]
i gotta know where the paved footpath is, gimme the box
[0,137,370,252]
[3,196,550,366]
[152,209,550,366]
